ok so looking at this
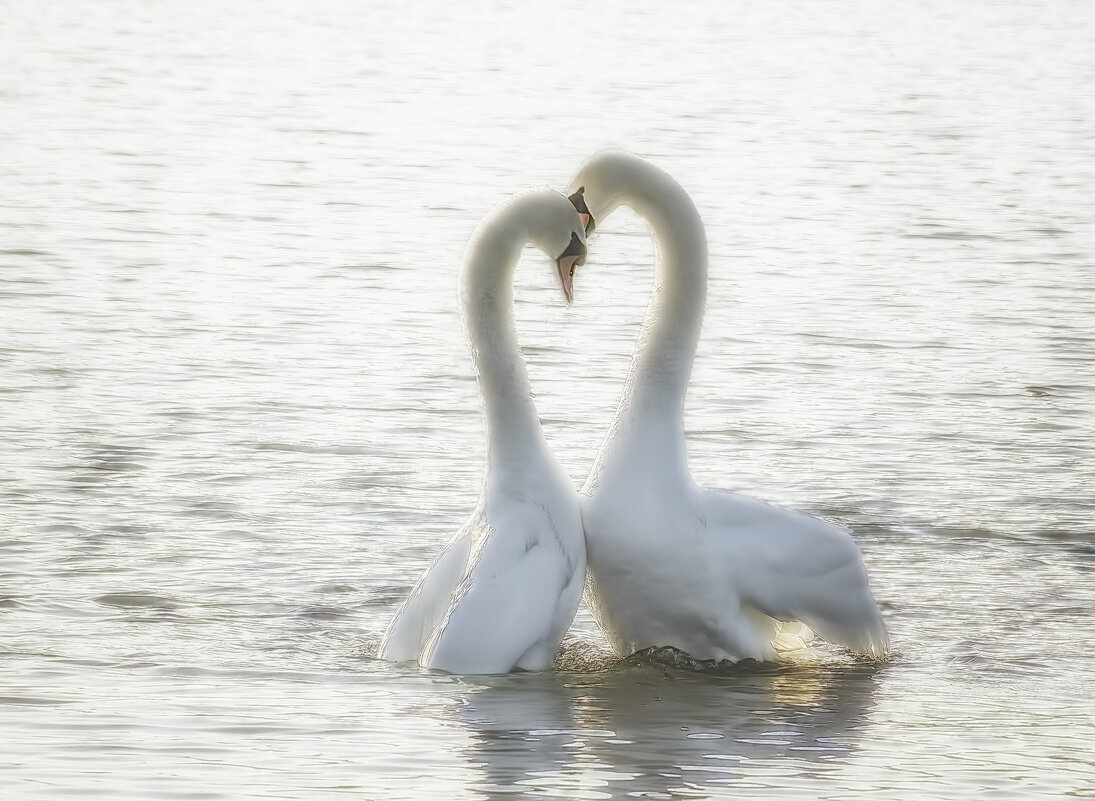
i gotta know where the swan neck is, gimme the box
[461,226,546,465]
[619,172,708,423]
[581,163,708,492]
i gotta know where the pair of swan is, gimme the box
[378,151,888,674]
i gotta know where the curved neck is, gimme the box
[580,162,708,493]
[609,170,708,444]
[629,185,708,418]
[461,218,547,468]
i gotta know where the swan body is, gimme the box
[378,189,589,674]
[569,151,888,662]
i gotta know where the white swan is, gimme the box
[378,189,589,674]
[567,151,888,663]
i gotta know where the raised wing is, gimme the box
[700,489,889,657]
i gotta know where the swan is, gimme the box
[567,151,888,663]
[377,188,589,674]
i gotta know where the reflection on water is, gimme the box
[458,661,881,798]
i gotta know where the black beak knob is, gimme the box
[568,188,596,236]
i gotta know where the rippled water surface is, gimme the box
[3,0,1094,798]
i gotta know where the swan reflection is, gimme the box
[453,651,883,798]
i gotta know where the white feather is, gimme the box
[569,151,888,663]
[378,190,588,674]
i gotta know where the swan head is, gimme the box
[566,150,655,237]
[466,189,588,305]
[524,190,588,305]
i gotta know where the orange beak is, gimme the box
[555,231,586,305]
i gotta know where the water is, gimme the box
[2,0,1094,797]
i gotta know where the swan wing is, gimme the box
[700,489,889,657]
[422,503,583,674]
[377,522,474,664]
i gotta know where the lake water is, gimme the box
[2,0,1094,798]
